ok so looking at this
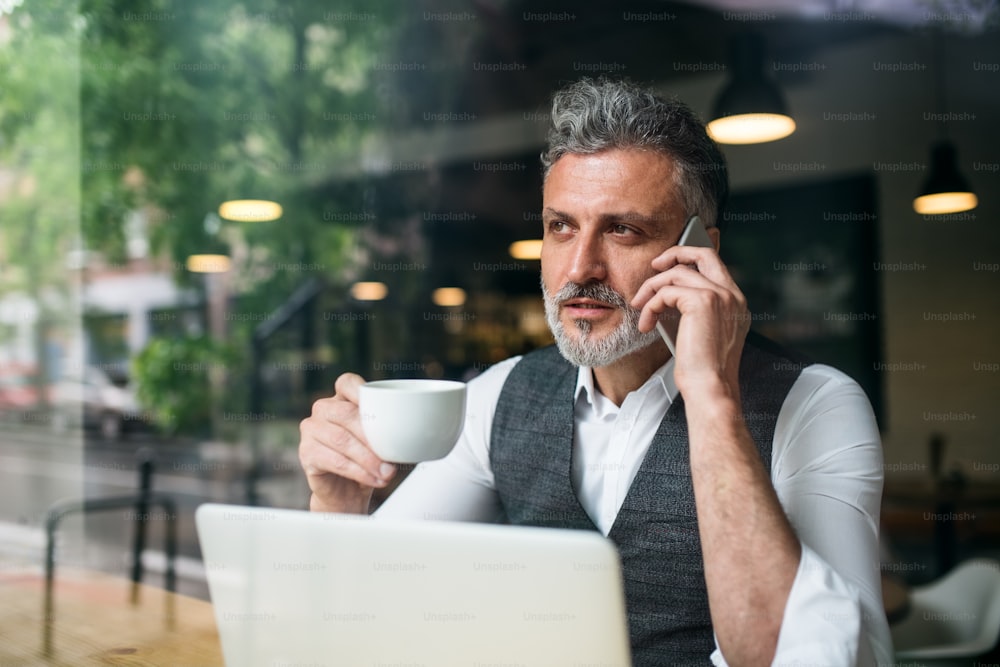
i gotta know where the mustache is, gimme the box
[553,282,629,309]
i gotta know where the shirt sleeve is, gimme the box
[372,357,520,523]
[711,364,893,666]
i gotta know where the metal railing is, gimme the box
[42,449,177,654]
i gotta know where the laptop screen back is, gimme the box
[196,503,632,667]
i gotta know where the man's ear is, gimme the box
[707,225,721,252]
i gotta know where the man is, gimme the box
[299,78,892,666]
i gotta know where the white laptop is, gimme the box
[195,503,632,667]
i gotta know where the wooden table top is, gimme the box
[0,566,224,666]
[0,563,917,663]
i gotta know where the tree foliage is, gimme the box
[131,334,240,436]
[1,0,401,418]
[78,0,398,305]
[0,1,81,388]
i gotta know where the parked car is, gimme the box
[0,363,54,421]
[53,366,146,440]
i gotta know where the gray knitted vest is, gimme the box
[489,333,809,666]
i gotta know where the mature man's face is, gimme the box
[540,148,688,367]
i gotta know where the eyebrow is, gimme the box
[542,207,670,226]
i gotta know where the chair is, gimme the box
[891,558,1000,661]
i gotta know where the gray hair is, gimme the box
[540,78,728,230]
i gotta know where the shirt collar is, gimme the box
[574,357,678,411]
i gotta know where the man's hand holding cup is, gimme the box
[299,374,466,514]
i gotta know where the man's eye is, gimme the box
[611,224,633,235]
[548,220,569,232]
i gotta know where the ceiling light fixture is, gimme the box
[218,199,283,222]
[912,33,977,215]
[186,254,232,273]
[509,239,542,260]
[432,287,466,307]
[913,142,978,215]
[350,281,388,301]
[707,33,796,145]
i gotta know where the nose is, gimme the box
[565,232,607,284]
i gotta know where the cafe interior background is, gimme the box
[1,0,999,658]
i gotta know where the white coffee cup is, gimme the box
[358,379,467,464]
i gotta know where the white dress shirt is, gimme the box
[376,355,893,666]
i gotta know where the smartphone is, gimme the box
[676,214,714,250]
[655,215,714,355]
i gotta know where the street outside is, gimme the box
[0,420,307,599]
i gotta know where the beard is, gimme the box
[541,277,660,368]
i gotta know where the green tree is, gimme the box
[78,0,397,310]
[131,334,240,436]
[2,0,402,424]
[0,1,81,400]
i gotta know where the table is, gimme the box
[882,478,1000,577]
[0,567,224,666]
[0,563,919,663]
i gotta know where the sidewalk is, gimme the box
[0,462,308,603]
[1,422,314,603]
[0,519,212,599]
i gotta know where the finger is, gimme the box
[305,437,389,489]
[307,393,395,482]
[634,273,747,334]
[650,244,715,269]
[334,372,366,403]
[651,246,736,288]
[329,418,396,484]
[635,286,685,333]
[300,413,394,487]
[631,264,719,310]
[316,375,378,457]
[330,373,398,480]
[314,394,368,446]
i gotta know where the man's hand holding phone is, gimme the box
[631,215,750,397]
[649,215,715,355]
